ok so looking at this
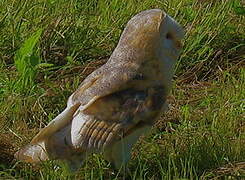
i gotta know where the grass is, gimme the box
[0,0,244,179]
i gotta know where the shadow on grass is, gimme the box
[0,139,15,168]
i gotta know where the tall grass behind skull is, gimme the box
[15,9,184,171]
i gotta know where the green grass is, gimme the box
[0,0,244,179]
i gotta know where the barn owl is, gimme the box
[15,9,184,171]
